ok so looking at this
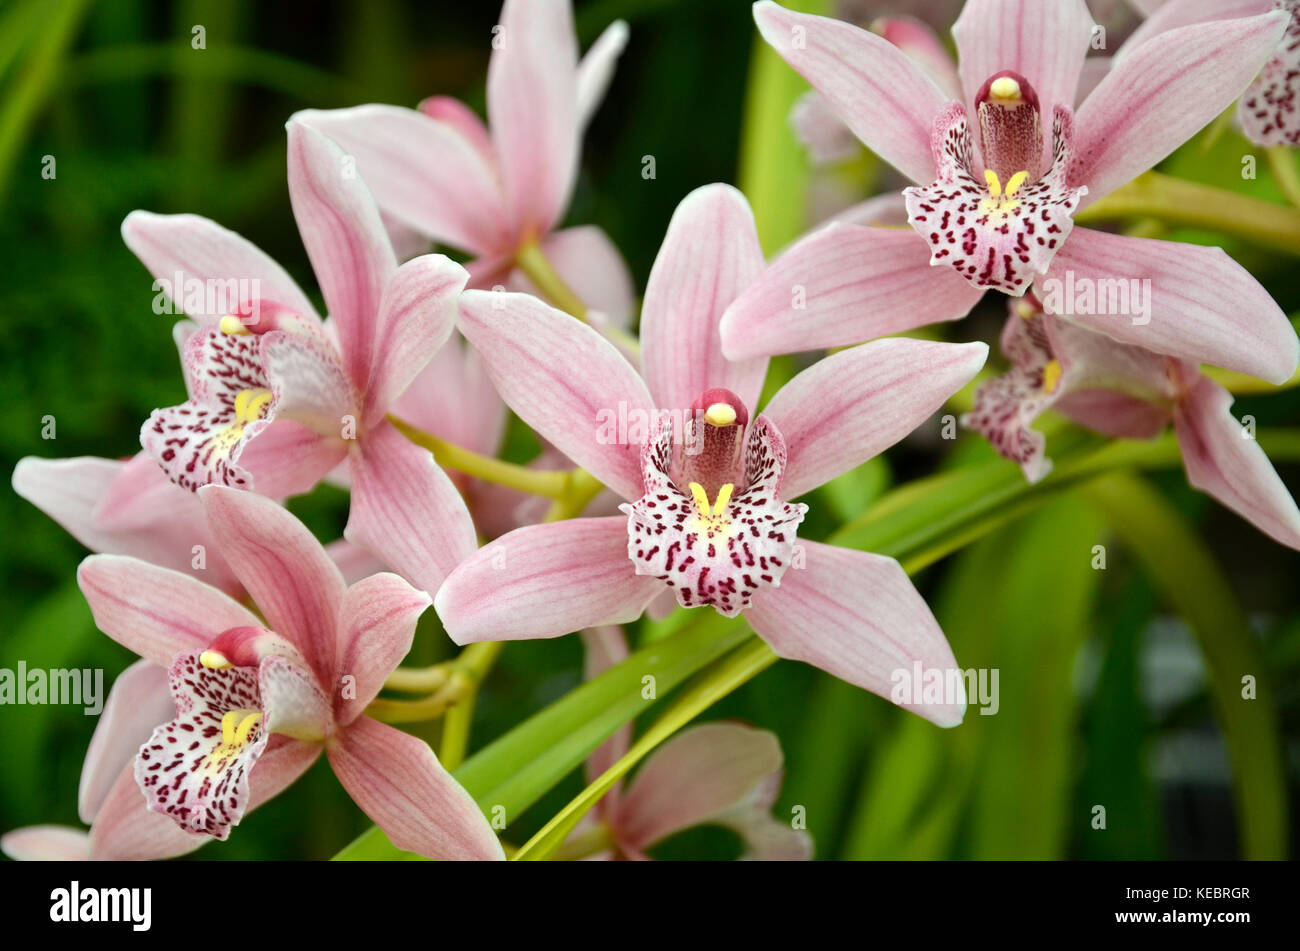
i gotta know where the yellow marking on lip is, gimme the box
[687,481,738,538]
[980,169,1029,217]
[1042,359,1063,394]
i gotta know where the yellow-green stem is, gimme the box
[382,663,452,694]
[438,640,504,771]
[389,414,573,499]
[1266,147,1300,210]
[1076,171,1300,256]
[515,238,589,321]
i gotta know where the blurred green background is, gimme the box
[1,0,1298,860]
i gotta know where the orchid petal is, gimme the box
[324,538,387,585]
[238,419,349,500]
[1039,227,1299,384]
[436,517,663,644]
[764,339,989,499]
[457,289,655,501]
[617,722,784,852]
[344,421,478,597]
[745,540,966,727]
[362,254,468,426]
[78,660,174,825]
[394,334,507,458]
[294,105,509,255]
[0,826,90,861]
[87,764,207,860]
[488,0,580,239]
[753,1,951,185]
[952,0,1095,127]
[576,20,629,131]
[199,486,346,680]
[720,224,984,359]
[334,573,431,724]
[1072,10,1289,203]
[77,554,259,667]
[327,716,505,860]
[121,211,319,324]
[878,16,963,100]
[1175,375,1300,549]
[286,120,397,390]
[642,184,768,414]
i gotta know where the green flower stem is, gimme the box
[381,663,452,694]
[438,641,504,771]
[388,414,577,499]
[1266,147,1300,210]
[512,637,778,861]
[1074,171,1300,257]
[514,238,590,321]
[551,821,616,861]
[542,469,606,522]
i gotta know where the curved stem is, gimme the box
[1266,146,1300,211]
[515,238,589,321]
[1076,171,1300,257]
[388,414,575,499]
[438,641,504,770]
[382,663,452,694]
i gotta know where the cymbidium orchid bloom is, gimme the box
[435,184,989,727]
[293,0,635,321]
[73,486,504,860]
[128,120,476,595]
[559,628,812,861]
[1127,0,1300,146]
[722,0,1297,392]
[965,294,1300,548]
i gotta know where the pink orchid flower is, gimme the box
[562,627,812,861]
[1126,0,1299,146]
[965,294,1300,548]
[722,0,1297,394]
[292,0,634,321]
[11,453,385,599]
[435,184,988,727]
[128,120,477,595]
[72,485,503,860]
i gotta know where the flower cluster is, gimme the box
[5,0,1299,862]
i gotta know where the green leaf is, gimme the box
[1081,472,1289,859]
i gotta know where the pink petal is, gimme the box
[293,105,509,256]
[719,224,984,359]
[457,289,655,502]
[1071,10,1289,203]
[878,16,962,100]
[392,333,508,458]
[1119,0,1275,61]
[0,826,90,861]
[361,254,467,426]
[831,191,911,227]
[325,538,388,585]
[344,420,478,596]
[1174,375,1300,549]
[78,660,174,825]
[752,1,951,185]
[487,0,580,240]
[419,96,495,155]
[238,419,349,500]
[334,573,431,724]
[764,339,989,499]
[641,184,768,414]
[13,454,241,595]
[512,226,637,327]
[199,486,346,681]
[286,120,397,391]
[327,716,505,860]
[77,554,259,667]
[616,722,784,851]
[1039,227,1299,384]
[790,91,862,166]
[952,0,1095,156]
[745,540,966,727]
[121,211,319,324]
[435,517,663,644]
[576,20,630,131]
